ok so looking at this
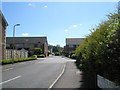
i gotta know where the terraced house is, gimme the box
[6,37,48,56]
[0,11,8,60]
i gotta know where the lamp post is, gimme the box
[12,24,20,64]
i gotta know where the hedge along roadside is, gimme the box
[75,11,120,86]
[0,57,37,65]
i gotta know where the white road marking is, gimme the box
[3,68,13,71]
[0,76,22,85]
[48,62,67,90]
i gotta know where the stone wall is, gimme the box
[6,49,28,60]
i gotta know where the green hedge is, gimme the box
[76,12,120,85]
[70,54,77,59]
[1,57,37,65]
[37,54,45,58]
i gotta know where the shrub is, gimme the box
[1,57,37,65]
[71,54,77,59]
[75,12,120,85]
[2,59,12,64]
[28,57,37,60]
[37,54,45,58]
[55,53,60,56]
[32,55,37,58]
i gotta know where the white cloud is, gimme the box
[64,24,83,33]
[22,33,29,36]
[72,25,78,28]
[64,29,68,32]
[44,5,48,8]
[79,24,82,26]
[28,3,32,6]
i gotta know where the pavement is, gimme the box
[53,61,83,88]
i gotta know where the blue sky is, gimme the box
[2,2,118,47]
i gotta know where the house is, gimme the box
[6,37,48,56]
[64,38,84,56]
[0,10,8,60]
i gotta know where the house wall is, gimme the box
[43,42,48,56]
[64,38,84,56]
[0,12,7,60]
[0,16,3,60]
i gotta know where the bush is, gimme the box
[1,57,37,65]
[75,12,120,85]
[37,54,45,58]
[55,53,60,56]
[2,59,12,64]
[71,54,77,59]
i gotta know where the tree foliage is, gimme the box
[53,45,63,54]
[76,11,120,85]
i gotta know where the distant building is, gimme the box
[6,37,48,56]
[0,11,8,60]
[64,38,84,56]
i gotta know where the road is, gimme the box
[1,56,76,89]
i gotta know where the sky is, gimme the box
[1,2,118,47]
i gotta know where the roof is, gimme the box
[66,38,84,45]
[6,37,48,44]
[0,10,8,26]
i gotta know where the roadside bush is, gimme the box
[76,11,120,85]
[32,55,37,58]
[1,57,37,65]
[37,54,45,58]
[55,53,60,56]
[2,59,12,64]
[70,54,77,59]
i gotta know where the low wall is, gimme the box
[6,49,28,60]
[97,75,120,89]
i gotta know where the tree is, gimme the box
[34,48,42,55]
[52,45,63,54]
[75,10,120,85]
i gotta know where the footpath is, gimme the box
[52,61,101,89]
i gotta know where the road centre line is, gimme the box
[48,62,67,90]
[0,76,22,85]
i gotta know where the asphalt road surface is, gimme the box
[1,56,76,89]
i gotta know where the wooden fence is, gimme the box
[6,49,28,60]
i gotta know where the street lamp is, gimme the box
[12,24,20,64]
